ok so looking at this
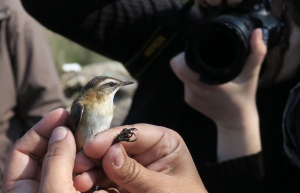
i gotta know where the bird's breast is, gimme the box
[75,103,114,150]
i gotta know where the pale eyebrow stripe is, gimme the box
[99,79,119,86]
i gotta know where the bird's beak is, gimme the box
[122,81,135,86]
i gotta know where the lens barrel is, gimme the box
[185,13,256,85]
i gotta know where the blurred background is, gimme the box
[45,30,110,75]
[45,29,137,127]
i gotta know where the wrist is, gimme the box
[215,104,259,132]
[216,108,261,163]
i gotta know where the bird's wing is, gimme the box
[67,101,84,135]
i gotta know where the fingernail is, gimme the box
[50,127,68,143]
[110,143,124,168]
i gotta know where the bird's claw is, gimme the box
[114,128,138,143]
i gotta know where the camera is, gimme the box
[185,0,283,85]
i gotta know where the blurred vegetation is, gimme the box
[45,29,110,75]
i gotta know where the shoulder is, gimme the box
[0,0,42,37]
[0,0,47,54]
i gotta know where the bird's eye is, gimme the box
[108,82,116,87]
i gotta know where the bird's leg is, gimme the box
[113,128,138,144]
[92,128,137,166]
[90,129,137,192]
[93,158,102,167]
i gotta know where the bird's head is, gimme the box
[81,76,134,101]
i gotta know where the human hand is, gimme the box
[170,28,266,130]
[1,111,206,193]
[170,29,266,161]
[1,108,79,193]
[73,124,207,193]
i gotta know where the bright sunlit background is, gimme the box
[45,30,111,75]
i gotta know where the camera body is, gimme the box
[185,0,283,85]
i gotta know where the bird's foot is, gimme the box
[113,128,138,144]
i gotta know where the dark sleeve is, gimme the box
[21,0,200,65]
[207,152,265,193]
[283,80,300,169]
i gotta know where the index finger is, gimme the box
[83,124,182,166]
[3,108,69,184]
[170,52,200,85]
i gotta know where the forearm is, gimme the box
[216,106,261,163]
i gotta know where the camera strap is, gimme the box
[124,0,194,79]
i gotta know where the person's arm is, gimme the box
[170,28,266,191]
[170,29,265,162]
[169,0,267,191]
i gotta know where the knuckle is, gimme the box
[44,145,66,161]
[184,89,198,106]
[121,160,143,185]
[170,60,182,75]
[184,96,193,106]
[167,129,183,144]
[169,56,177,67]
[259,47,267,57]
[169,55,186,77]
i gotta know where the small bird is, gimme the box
[66,76,137,152]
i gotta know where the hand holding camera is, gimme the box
[171,28,266,161]
[171,28,266,129]
[185,0,282,85]
[171,0,271,162]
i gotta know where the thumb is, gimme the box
[102,144,169,193]
[239,28,267,81]
[39,127,77,193]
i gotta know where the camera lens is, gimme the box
[198,29,239,69]
[184,1,282,85]
[185,14,255,85]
